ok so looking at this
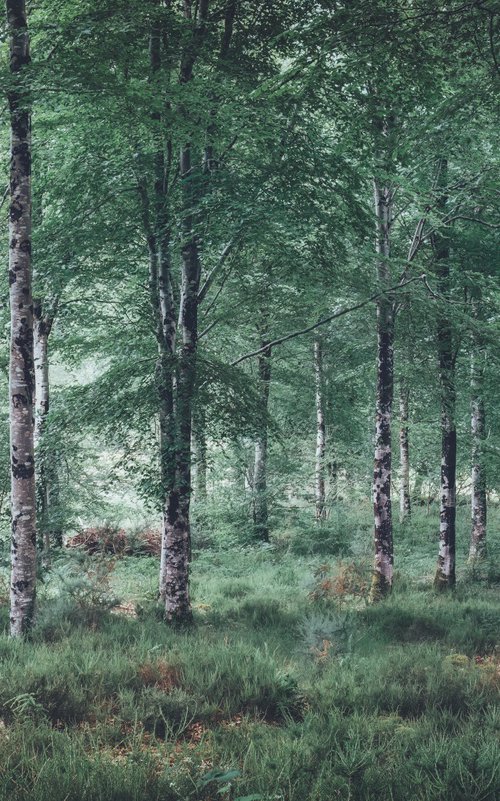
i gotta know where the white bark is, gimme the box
[469,346,486,561]
[370,175,394,601]
[314,338,326,520]
[399,384,411,523]
[8,0,36,637]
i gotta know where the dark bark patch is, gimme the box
[9,200,24,222]
[12,393,28,408]
[12,461,35,479]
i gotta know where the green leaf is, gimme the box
[199,768,241,786]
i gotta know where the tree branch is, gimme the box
[198,235,240,303]
[444,215,500,229]
[231,274,429,367]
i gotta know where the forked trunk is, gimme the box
[370,177,394,602]
[7,0,36,637]
[314,338,326,520]
[399,383,411,523]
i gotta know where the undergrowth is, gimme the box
[0,504,498,801]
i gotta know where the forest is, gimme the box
[0,1,499,799]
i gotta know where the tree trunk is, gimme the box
[193,408,207,503]
[252,267,272,542]
[7,0,36,637]
[314,338,326,520]
[33,300,50,554]
[139,11,178,604]
[433,158,456,591]
[370,176,394,602]
[163,138,200,622]
[469,318,487,561]
[399,383,411,523]
[413,461,427,506]
[163,0,210,624]
[33,298,61,552]
[253,322,271,542]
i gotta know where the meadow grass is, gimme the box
[0,503,498,800]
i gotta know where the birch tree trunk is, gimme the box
[399,383,411,523]
[33,299,53,553]
[193,408,207,503]
[163,143,199,622]
[469,312,487,561]
[139,11,178,603]
[163,0,209,624]
[7,0,36,637]
[370,176,394,602]
[433,158,457,591]
[314,337,326,520]
[253,309,271,541]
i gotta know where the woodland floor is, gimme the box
[0,504,498,801]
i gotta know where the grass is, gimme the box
[0,503,498,800]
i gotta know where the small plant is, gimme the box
[7,692,46,722]
[298,611,357,659]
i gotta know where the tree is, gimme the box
[314,337,326,521]
[33,296,60,553]
[6,0,37,637]
[433,158,457,591]
[370,155,395,601]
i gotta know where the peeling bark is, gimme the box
[370,176,394,603]
[314,338,326,521]
[399,383,411,523]
[7,0,36,637]
[469,309,487,562]
[433,158,456,591]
